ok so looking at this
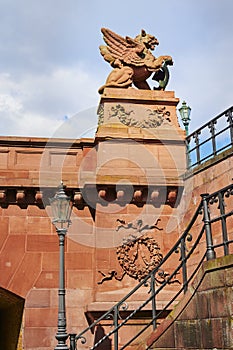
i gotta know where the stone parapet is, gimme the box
[0,136,95,188]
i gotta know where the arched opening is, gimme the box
[0,287,24,350]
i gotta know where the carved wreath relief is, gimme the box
[98,218,164,284]
[116,235,163,281]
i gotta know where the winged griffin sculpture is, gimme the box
[98,28,173,94]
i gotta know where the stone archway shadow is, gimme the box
[0,287,24,350]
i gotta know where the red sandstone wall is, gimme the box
[0,138,182,349]
[1,131,231,349]
[0,132,185,349]
[0,137,97,349]
[0,202,96,349]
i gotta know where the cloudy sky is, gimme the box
[0,0,232,139]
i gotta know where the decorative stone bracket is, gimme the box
[84,184,182,208]
[0,184,182,209]
[0,187,44,208]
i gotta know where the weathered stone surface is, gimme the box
[148,255,233,349]
[175,319,202,348]
[201,318,224,349]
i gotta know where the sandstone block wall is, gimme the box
[146,255,233,349]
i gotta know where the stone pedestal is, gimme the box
[94,88,186,191]
[96,88,183,140]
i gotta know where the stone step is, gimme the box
[88,288,180,312]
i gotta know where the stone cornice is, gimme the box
[0,136,95,148]
[0,184,182,209]
[100,88,179,106]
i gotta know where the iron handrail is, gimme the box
[69,183,233,350]
[186,106,233,169]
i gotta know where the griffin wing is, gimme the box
[100,28,146,67]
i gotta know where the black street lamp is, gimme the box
[50,182,73,350]
[179,101,192,168]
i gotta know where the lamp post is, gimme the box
[179,100,191,136]
[50,183,73,350]
[179,101,191,168]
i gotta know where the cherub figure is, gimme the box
[116,218,162,232]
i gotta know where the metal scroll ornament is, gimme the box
[109,104,171,128]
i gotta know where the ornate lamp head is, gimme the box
[179,101,191,135]
[49,182,72,230]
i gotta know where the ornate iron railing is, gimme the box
[186,106,233,169]
[69,183,233,350]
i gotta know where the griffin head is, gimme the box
[135,29,159,51]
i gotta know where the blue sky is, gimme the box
[0,0,232,138]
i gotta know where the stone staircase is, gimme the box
[139,255,233,349]
[70,183,233,350]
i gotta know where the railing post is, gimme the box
[201,194,216,260]
[180,237,188,293]
[69,334,77,350]
[226,109,233,145]
[193,131,201,165]
[208,120,217,156]
[185,137,192,169]
[150,273,157,330]
[218,192,229,256]
[114,305,118,350]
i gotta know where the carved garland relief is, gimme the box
[110,105,171,128]
[98,218,164,284]
[98,104,171,128]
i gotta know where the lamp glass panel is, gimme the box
[58,199,72,222]
[50,198,59,221]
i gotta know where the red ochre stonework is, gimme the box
[0,89,232,350]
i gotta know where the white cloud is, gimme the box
[0,93,23,114]
[0,0,232,137]
[0,66,100,137]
